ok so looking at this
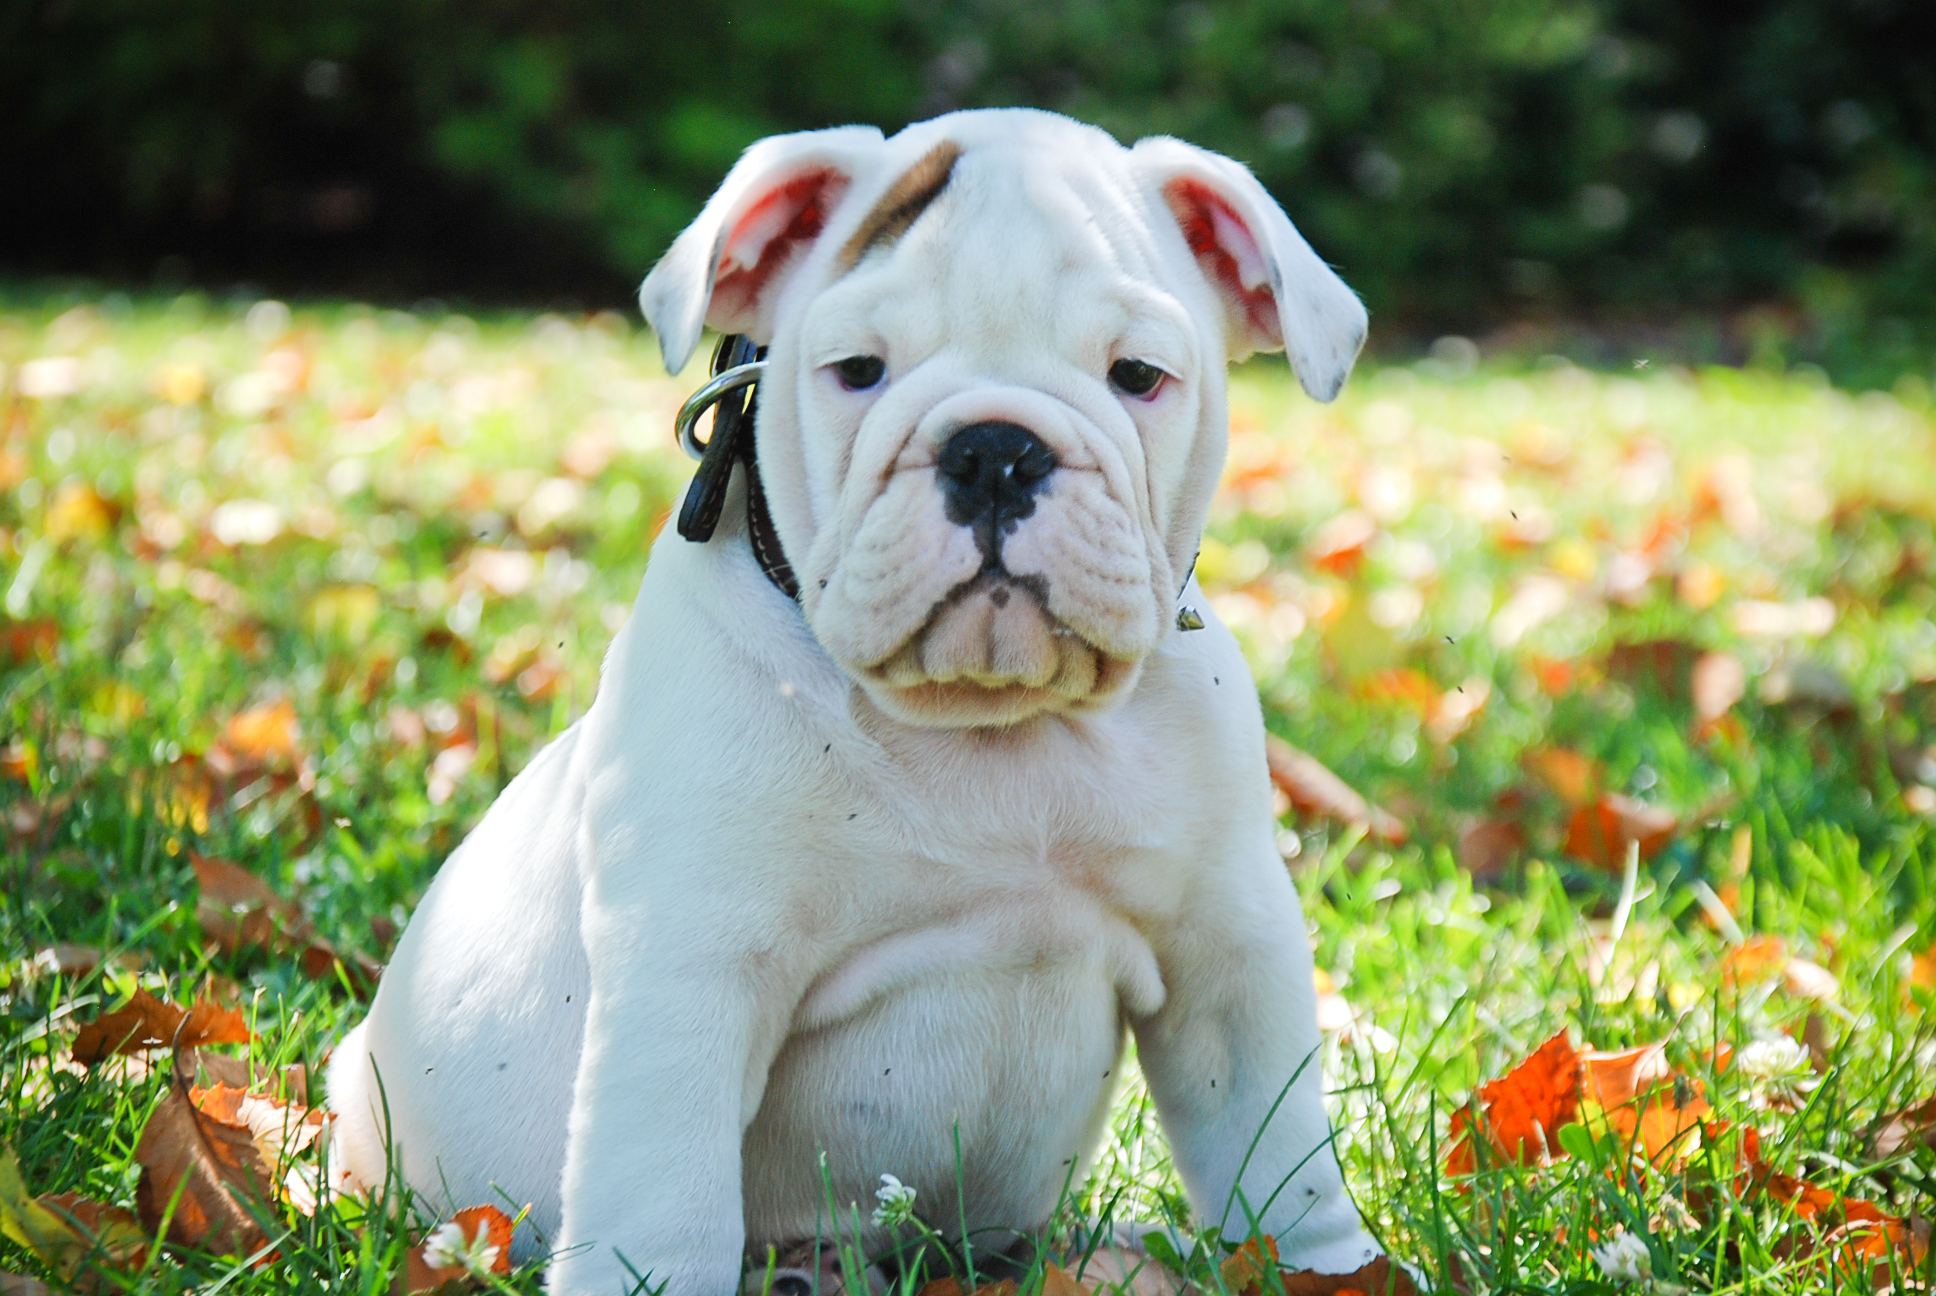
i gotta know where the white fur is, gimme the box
[328,108,1376,1296]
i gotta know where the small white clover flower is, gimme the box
[1737,1036,1810,1080]
[871,1173,918,1228]
[1590,1229,1653,1284]
[423,1218,501,1275]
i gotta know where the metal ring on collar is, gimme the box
[675,360,767,460]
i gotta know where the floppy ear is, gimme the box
[1132,137,1367,401]
[640,126,886,373]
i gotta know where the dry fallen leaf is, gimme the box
[185,1048,310,1107]
[128,1045,333,1255]
[1279,1256,1418,1296]
[1722,935,1790,988]
[1735,1129,1925,1283]
[1580,1043,1710,1162]
[192,852,380,993]
[1911,942,1936,994]
[1445,1030,1582,1175]
[0,620,59,666]
[1562,793,1678,871]
[1522,747,1603,807]
[1606,639,1700,701]
[134,1077,278,1255]
[194,852,304,956]
[0,1144,147,1280]
[72,989,251,1065]
[1220,1235,1280,1296]
[1037,1262,1093,1296]
[395,1205,517,1294]
[213,700,302,770]
[1265,737,1406,844]
[1456,816,1526,881]
[23,944,105,981]
[1691,651,1747,725]
[1781,957,1839,1001]
[1306,509,1376,578]
[1871,1096,1936,1160]
[190,1085,326,1190]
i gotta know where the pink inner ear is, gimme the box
[1164,179,1282,350]
[712,168,844,327]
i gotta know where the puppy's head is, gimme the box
[642,109,1364,728]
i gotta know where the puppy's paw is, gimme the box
[745,1240,887,1296]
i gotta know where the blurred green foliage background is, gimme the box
[3,0,1931,383]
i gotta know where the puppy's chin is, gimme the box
[855,575,1142,728]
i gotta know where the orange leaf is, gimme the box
[394,1245,464,1295]
[1221,1236,1281,1296]
[1562,794,1677,871]
[43,481,117,543]
[217,700,301,767]
[1306,509,1376,578]
[1521,748,1602,807]
[190,1084,326,1189]
[914,1280,964,1296]
[1445,1031,1581,1175]
[72,990,251,1065]
[1038,1261,1093,1296]
[394,1205,519,1292]
[1722,935,1789,987]
[1280,1257,1418,1296]
[1456,817,1525,881]
[1525,655,1579,696]
[1580,1043,1709,1163]
[1912,942,1936,993]
[191,853,379,992]
[186,1048,309,1106]
[450,1206,514,1276]
[1265,737,1406,844]
[134,1081,275,1253]
[193,852,305,955]
[0,619,58,666]
[1358,669,1440,719]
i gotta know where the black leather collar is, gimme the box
[674,334,800,601]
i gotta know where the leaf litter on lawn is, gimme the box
[2,981,522,1292]
[8,300,1936,1293]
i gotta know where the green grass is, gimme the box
[1,290,1933,1293]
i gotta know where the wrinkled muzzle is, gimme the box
[804,388,1169,728]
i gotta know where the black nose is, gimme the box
[936,421,1057,552]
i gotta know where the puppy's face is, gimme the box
[643,110,1366,728]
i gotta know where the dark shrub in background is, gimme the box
[2,0,1930,381]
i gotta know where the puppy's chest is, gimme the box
[781,698,1233,1032]
[788,819,1184,1037]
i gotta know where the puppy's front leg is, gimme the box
[1133,845,1380,1275]
[550,905,785,1296]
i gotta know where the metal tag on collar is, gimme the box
[1175,548,1204,630]
[676,334,766,542]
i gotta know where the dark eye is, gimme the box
[1108,358,1165,398]
[833,355,887,391]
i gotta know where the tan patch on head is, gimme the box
[836,140,962,272]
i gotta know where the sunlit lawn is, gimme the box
[2,291,1933,1293]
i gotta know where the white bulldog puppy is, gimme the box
[328,107,1378,1296]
